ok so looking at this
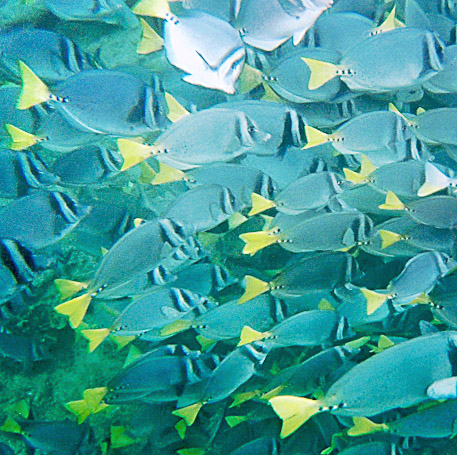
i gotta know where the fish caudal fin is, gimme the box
[418,163,450,197]
[0,417,22,434]
[137,18,163,54]
[176,448,206,455]
[343,168,369,185]
[5,124,42,150]
[172,402,203,426]
[238,275,270,304]
[165,92,190,122]
[81,328,111,352]
[151,162,186,184]
[230,390,260,408]
[239,229,279,255]
[54,293,92,328]
[378,190,405,211]
[110,426,136,449]
[117,138,156,171]
[348,417,388,436]
[238,325,269,346]
[196,335,216,351]
[249,193,277,216]
[132,0,171,18]
[112,335,137,350]
[269,396,322,438]
[66,387,108,424]
[54,279,88,301]
[301,58,338,90]
[303,125,330,149]
[238,64,263,94]
[17,61,51,110]
[378,230,403,249]
[360,288,388,315]
[225,416,248,428]
[160,319,193,337]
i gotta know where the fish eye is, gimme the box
[247,125,257,134]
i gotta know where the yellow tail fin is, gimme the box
[151,161,186,184]
[137,18,163,54]
[228,212,248,230]
[164,92,189,122]
[303,125,330,149]
[249,193,277,216]
[172,402,203,426]
[239,228,280,255]
[66,387,108,424]
[229,390,260,408]
[343,168,370,185]
[360,288,388,315]
[301,58,338,90]
[261,385,286,400]
[417,181,444,197]
[0,417,22,434]
[238,63,263,94]
[132,0,171,18]
[318,298,335,311]
[54,293,92,328]
[225,416,248,428]
[196,334,216,352]
[117,138,157,171]
[261,82,284,103]
[238,275,270,304]
[416,107,426,115]
[378,190,405,211]
[110,426,136,449]
[123,345,143,367]
[5,124,43,150]
[177,449,206,455]
[54,279,88,301]
[160,319,193,337]
[378,229,403,249]
[81,328,111,352]
[348,417,388,436]
[238,325,269,346]
[269,396,322,438]
[17,61,51,109]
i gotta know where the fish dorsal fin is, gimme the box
[269,396,322,438]
[372,6,404,35]
[238,325,269,346]
[348,417,388,436]
[55,293,92,328]
[122,345,143,367]
[225,416,247,428]
[378,229,403,249]
[117,138,157,171]
[54,279,88,301]
[172,402,203,426]
[238,275,270,304]
[360,288,388,315]
[81,328,111,352]
[238,63,263,94]
[5,124,41,150]
[132,0,171,18]
[239,229,280,255]
[151,162,186,184]
[303,125,330,149]
[17,61,51,109]
[110,426,136,449]
[249,193,277,216]
[164,92,190,122]
[378,190,405,211]
[301,58,339,90]
[359,155,376,176]
[137,18,163,54]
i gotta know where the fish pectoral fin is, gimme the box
[54,293,92,328]
[303,125,330,149]
[238,325,269,346]
[117,138,156,171]
[137,18,163,54]
[132,0,171,18]
[54,279,88,301]
[378,190,405,211]
[17,61,51,109]
[238,275,270,304]
[301,58,339,90]
[164,92,189,122]
[81,328,111,352]
[427,377,457,400]
[249,193,277,216]
[269,396,322,438]
[172,402,203,426]
[5,124,42,150]
[378,230,403,249]
[348,417,388,436]
[225,415,247,428]
[360,288,388,315]
[160,319,193,337]
[239,229,279,255]
[151,162,186,184]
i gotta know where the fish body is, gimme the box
[413,108,457,145]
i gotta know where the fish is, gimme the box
[303,28,445,91]
[234,0,333,51]
[248,171,346,216]
[337,442,398,455]
[411,108,457,146]
[0,191,91,250]
[228,437,280,455]
[239,252,358,303]
[269,331,457,437]
[238,309,353,348]
[0,28,89,84]
[17,64,169,136]
[424,44,457,93]
[117,107,271,171]
[182,0,238,22]
[135,1,245,93]
[240,211,374,255]
[417,162,457,197]
[54,218,197,328]
[360,251,456,315]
